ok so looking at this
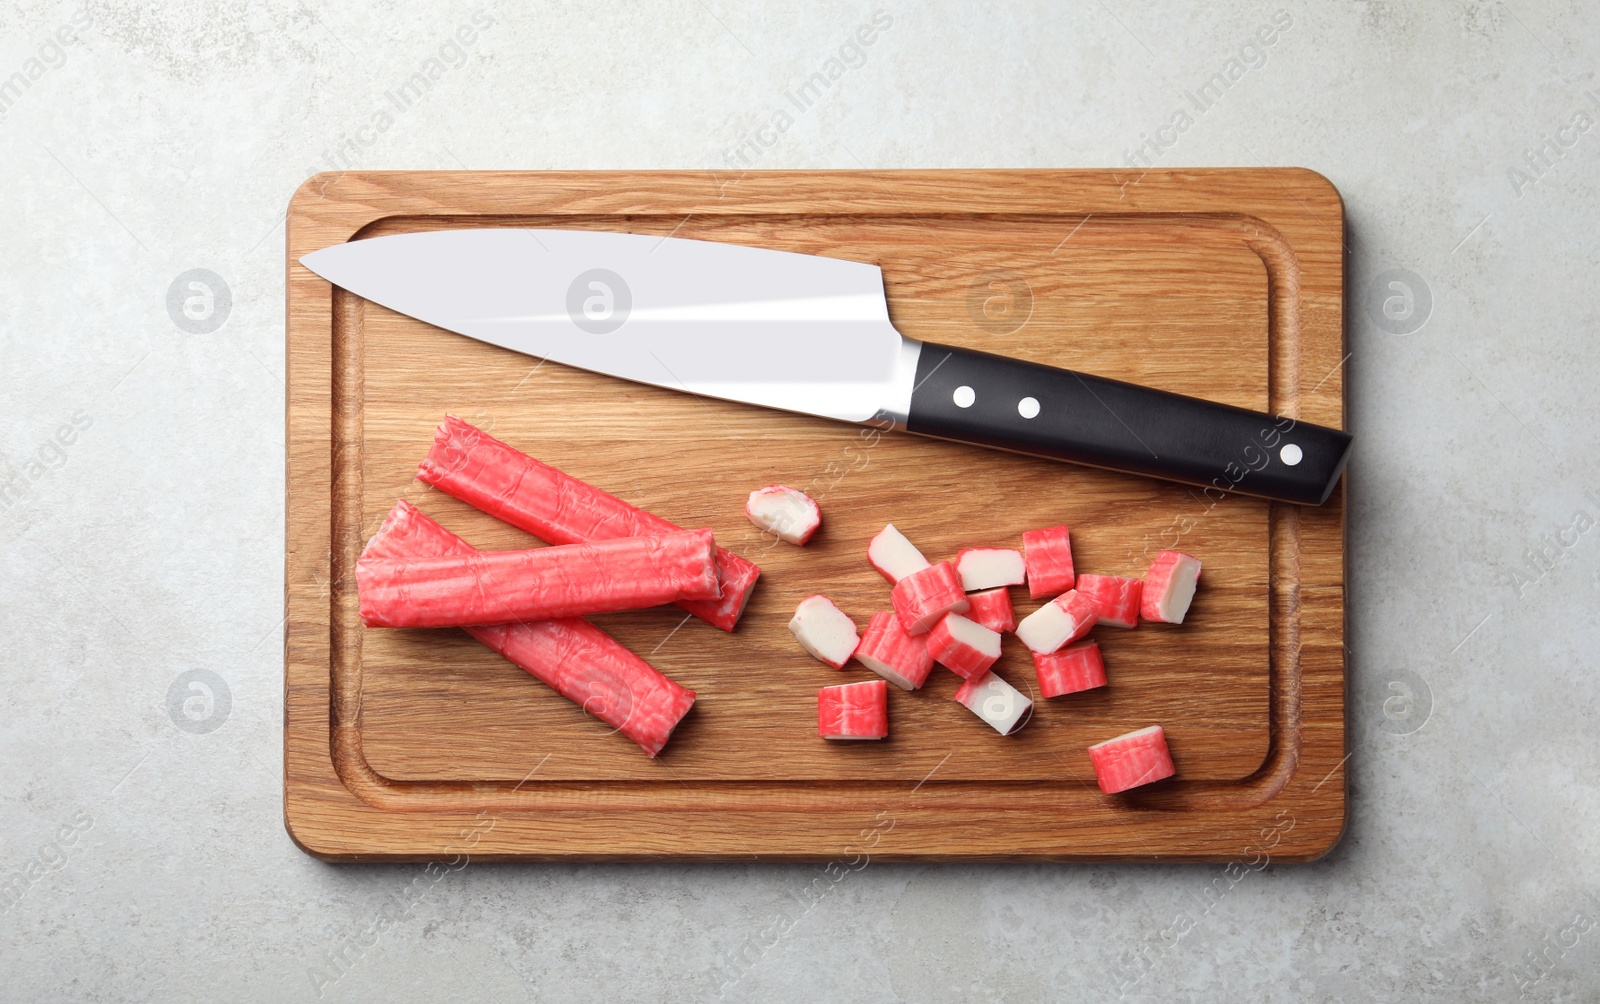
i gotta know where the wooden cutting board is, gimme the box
[284,169,1347,861]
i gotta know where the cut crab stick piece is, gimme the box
[964,587,1016,633]
[926,613,1003,680]
[954,547,1026,591]
[1015,589,1098,655]
[1088,725,1176,792]
[867,523,930,584]
[745,485,821,545]
[363,501,694,756]
[890,561,969,635]
[788,595,860,669]
[357,529,720,629]
[1075,574,1144,628]
[1034,639,1107,697]
[817,679,889,740]
[1141,550,1203,624]
[855,611,935,691]
[1022,525,1075,598]
[418,416,760,631]
[953,671,1033,735]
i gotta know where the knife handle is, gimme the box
[903,342,1351,505]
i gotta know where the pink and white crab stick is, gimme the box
[1022,525,1075,599]
[1141,550,1202,624]
[745,485,821,545]
[788,595,860,669]
[1033,639,1107,697]
[963,587,1016,633]
[361,501,695,757]
[357,529,721,629]
[952,671,1033,735]
[890,561,969,635]
[1014,589,1098,655]
[817,679,889,740]
[1075,574,1143,629]
[854,611,935,691]
[954,547,1026,591]
[1088,726,1176,792]
[867,523,931,584]
[417,416,760,631]
[926,613,1002,679]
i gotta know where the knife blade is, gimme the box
[300,228,1351,505]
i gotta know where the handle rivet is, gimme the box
[953,385,976,408]
[1017,396,1040,419]
[1280,443,1303,466]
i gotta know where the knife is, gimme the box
[300,228,1351,505]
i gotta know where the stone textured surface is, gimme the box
[3,1,1598,1001]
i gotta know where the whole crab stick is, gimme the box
[357,528,720,629]
[418,416,761,631]
[362,501,695,756]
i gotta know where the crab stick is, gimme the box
[417,416,760,631]
[818,679,889,740]
[361,501,694,757]
[1088,726,1176,792]
[357,529,720,629]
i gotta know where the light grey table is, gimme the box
[3,2,1596,1001]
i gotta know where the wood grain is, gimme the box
[285,169,1347,861]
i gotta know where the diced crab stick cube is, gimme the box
[1022,525,1075,598]
[1014,589,1098,655]
[926,613,1003,679]
[867,523,931,584]
[964,587,1016,633]
[1075,574,1144,628]
[1033,639,1107,697]
[953,671,1033,735]
[1088,725,1176,793]
[1141,550,1202,624]
[817,679,889,740]
[855,611,936,691]
[890,561,969,635]
[954,547,1026,591]
[745,485,821,545]
[788,595,861,669]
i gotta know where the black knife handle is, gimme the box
[904,342,1350,505]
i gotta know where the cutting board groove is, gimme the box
[285,169,1345,860]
